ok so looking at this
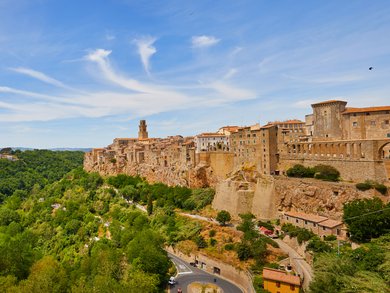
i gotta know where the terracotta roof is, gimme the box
[219,126,239,131]
[318,219,343,228]
[284,211,328,223]
[342,106,390,114]
[311,100,347,106]
[265,120,304,126]
[262,268,301,286]
[197,132,226,137]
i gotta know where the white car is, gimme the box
[168,277,176,285]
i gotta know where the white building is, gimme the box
[194,133,230,153]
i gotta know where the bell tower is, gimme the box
[138,120,148,139]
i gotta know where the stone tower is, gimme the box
[138,120,148,140]
[311,100,347,141]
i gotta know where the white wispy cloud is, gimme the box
[0,48,255,122]
[223,68,238,79]
[133,36,157,74]
[191,35,220,48]
[9,67,67,88]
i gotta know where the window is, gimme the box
[353,122,358,127]
[290,285,295,291]
[296,219,299,223]
[313,223,316,227]
[305,220,308,224]
[385,120,389,125]
[276,282,281,288]
[323,226,326,231]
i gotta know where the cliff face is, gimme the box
[212,171,378,220]
[84,152,218,188]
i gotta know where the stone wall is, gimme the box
[279,157,388,183]
[213,174,379,220]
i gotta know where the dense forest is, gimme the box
[0,150,84,202]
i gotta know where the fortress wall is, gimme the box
[279,157,388,183]
[213,176,379,220]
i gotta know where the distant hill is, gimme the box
[6,147,92,152]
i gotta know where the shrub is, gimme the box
[313,164,340,182]
[209,230,216,237]
[356,182,372,191]
[209,238,217,246]
[236,242,253,260]
[286,164,315,178]
[224,243,235,251]
[324,235,337,241]
[193,235,207,248]
[374,183,388,195]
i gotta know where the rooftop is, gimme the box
[284,211,328,223]
[311,100,347,106]
[342,106,390,114]
[318,219,343,228]
[262,268,301,286]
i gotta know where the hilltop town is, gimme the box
[85,100,390,221]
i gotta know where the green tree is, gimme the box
[216,210,231,226]
[343,198,390,242]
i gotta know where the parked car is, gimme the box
[190,262,197,267]
[168,277,176,285]
[177,288,182,293]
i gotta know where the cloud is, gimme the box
[191,35,220,48]
[0,48,255,122]
[223,68,237,79]
[133,36,157,74]
[9,67,68,88]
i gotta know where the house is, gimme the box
[280,211,346,239]
[263,268,301,293]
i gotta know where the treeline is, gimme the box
[0,150,84,202]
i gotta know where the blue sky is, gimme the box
[1,0,390,148]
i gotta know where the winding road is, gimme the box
[168,253,242,293]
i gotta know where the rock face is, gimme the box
[213,170,380,220]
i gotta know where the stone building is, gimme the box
[194,133,230,153]
[280,211,346,239]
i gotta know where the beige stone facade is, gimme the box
[280,211,346,239]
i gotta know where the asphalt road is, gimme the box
[274,239,313,288]
[168,253,243,293]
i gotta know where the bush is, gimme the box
[286,164,315,178]
[313,164,340,182]
[236,242,253,260]
[356,182,372,191]
[355,181,388,195]
[374,183,388,195]
[209,230,216,237]
[209,238,217,246]
[324,235,337,241]
[224,243,235,251]
[193,235,207,248]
